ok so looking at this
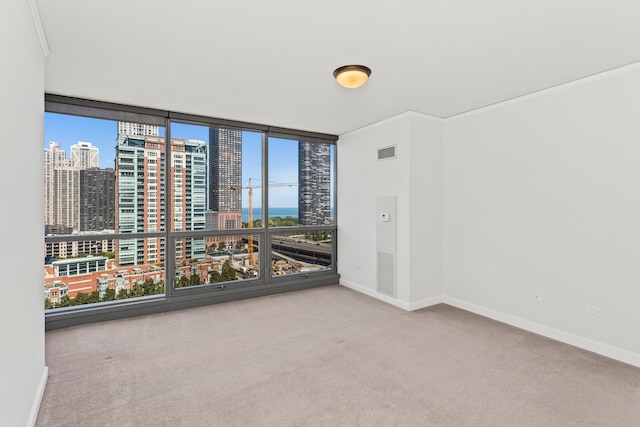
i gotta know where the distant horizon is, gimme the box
[242,207,334,223]
[45,112,309,208]
[241,207,336,211]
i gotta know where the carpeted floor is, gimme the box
[36,285,640,426]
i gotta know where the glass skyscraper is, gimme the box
[207,127,242,236]
[298,141,331,225]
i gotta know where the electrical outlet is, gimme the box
[530,292,543,302]
[587,305,603,316]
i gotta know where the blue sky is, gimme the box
[44,112,330,208]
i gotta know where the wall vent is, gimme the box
[376,196,396,298]
[377,145,396,161]
[377,252,395,296]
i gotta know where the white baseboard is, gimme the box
[339,279,443,311]
[340,279,411,310]
[27,366,48,427]
[408,296,444,311]
[443,296,640,369]
[339,280,640,368]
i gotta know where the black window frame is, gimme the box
[44,94,339,330]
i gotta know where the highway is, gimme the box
[270,236,332,266]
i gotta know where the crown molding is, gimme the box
[28,0,50,58]
[342,61,640,136]
[340,111,443,138]
[444,60,640,122]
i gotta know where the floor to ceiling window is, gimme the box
[43,96,338,328]
[268,137,335,277]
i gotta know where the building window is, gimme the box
[43,95,338,328]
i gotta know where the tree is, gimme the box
[267,216,298,227]
[142,278,157,295]
[129,283,145,298]
[44,298,53,310]
[57,295,71,307]
[102,288,116,301]
[210,270,222,283]
[117,288,130,299]
[177,275,190,288]
[305,231,329,241]
[72,292,88,305]
[73,291,100,306]
[189,273,200,287]
[210,261,238,283]
[155,280,165,294]
[221,260,238,282]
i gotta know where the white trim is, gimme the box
[340,279,411,310]
[28,0,50,58]
[408,296,444,311]
[340,61,640,133]
[340,279,443,311]
[443,296,640,369]
[27,366,48,427]
[340,111,442,139]
[444,61,640,122]
[342,281,640,367]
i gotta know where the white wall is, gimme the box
[0,0,48,425]
[443,64,640,365]
[339,64,640,367]
[338,113,443,310]
[409,115,444,304]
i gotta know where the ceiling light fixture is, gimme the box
[333,65,372,89]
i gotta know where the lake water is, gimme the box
[242,207,334,222]
[242,207,297,223]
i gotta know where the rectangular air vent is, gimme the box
[376,195,396,298]
[377,252,395,297]
[377,145,396,161]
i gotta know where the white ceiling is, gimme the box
[37,0,640,136]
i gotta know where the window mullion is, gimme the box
[164,118,175,298]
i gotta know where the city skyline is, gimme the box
[44,113,332,208]
[43,117,335,306]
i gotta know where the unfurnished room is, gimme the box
[2,1,640,426]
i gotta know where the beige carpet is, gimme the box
[36,285,640,426]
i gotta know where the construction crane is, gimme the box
[231,179,298,265]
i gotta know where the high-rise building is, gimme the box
[53,166,81,231]
[71,141,99,169]
[117,122,160,137]
[207,127,242,238]
[115,134,163,266]
[298,142,331,225]
[44,142,72,225]
[80,167,116,231]
[173,138,208,260]
[115,134,207,266]
[46,141,103,231]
